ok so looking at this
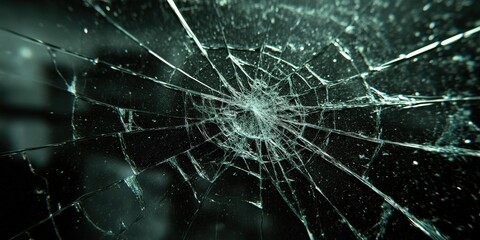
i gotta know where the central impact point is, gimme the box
[196,79,306,159]
[230,94,279,140]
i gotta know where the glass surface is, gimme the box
[0,0,479,239]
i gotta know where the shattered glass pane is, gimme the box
[1,0,479,239]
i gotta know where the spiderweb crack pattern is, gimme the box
[0,0,479,239]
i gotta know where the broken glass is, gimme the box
[0,0,479,239]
